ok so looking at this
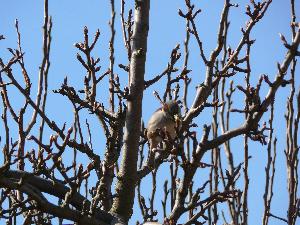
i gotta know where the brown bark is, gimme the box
[110,0,150,222]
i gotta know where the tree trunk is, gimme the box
[110,0,150,223]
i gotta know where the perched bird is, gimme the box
[147,100,181,151]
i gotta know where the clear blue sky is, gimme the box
[0,1,299,225]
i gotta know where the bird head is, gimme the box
[162,100,181,121]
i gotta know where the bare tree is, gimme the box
[0,0,299,225]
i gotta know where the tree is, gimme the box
[0,0,299,224]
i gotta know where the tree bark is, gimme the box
[110,0,150,222]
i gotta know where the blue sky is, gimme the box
[0,0,299,224]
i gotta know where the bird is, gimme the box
[147,100,181,151]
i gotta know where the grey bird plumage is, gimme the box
[147,100,181,151]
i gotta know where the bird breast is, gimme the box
[147,110,177,140]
